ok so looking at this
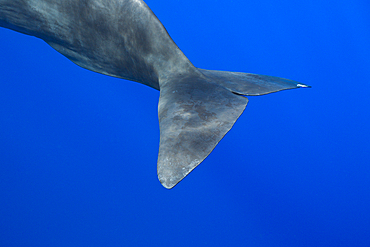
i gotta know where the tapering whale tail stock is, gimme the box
[157,68,309,188]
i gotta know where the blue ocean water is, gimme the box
[0,0,369,246]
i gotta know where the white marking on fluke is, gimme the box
[297,84,309,88]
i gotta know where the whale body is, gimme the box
[0,0,309,188]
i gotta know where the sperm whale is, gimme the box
[0,0,310,188]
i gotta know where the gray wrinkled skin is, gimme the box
[0,0,310,189]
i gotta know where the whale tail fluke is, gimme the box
[199,68,311,96]
[157,69,310,188]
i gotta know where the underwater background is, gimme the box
[0,0,369,246]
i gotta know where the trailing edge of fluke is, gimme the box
[0,0,310,189]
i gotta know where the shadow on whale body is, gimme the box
[0,0,310,189]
